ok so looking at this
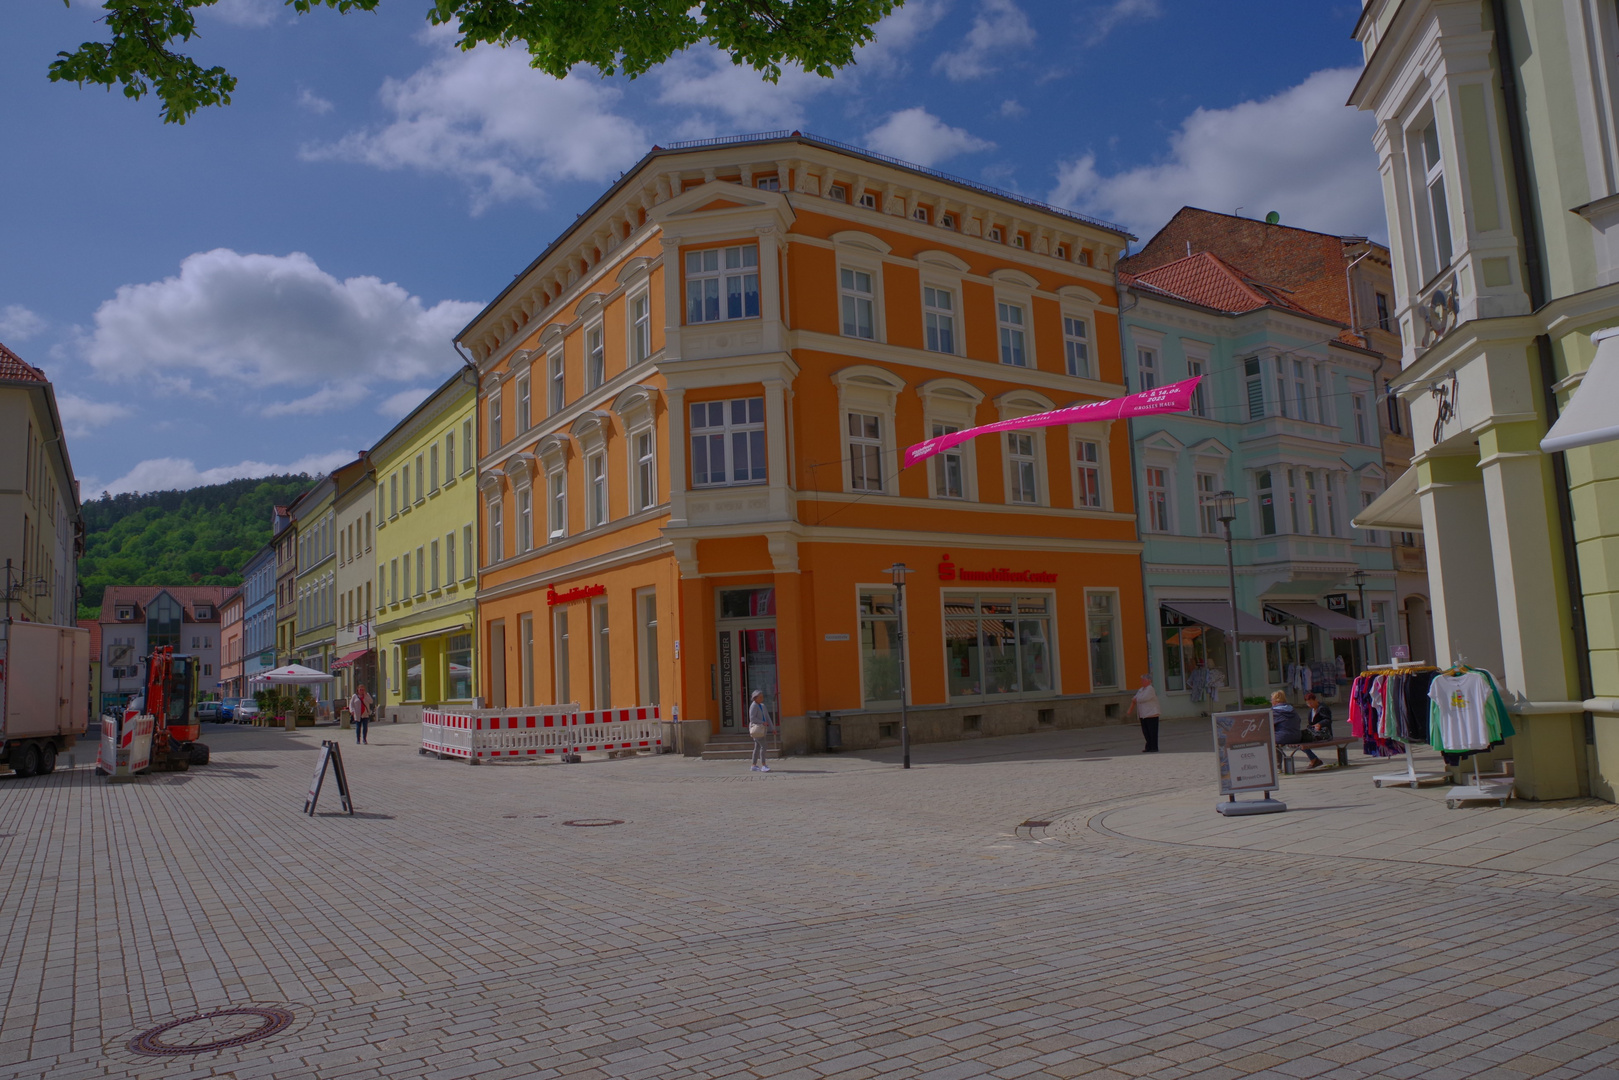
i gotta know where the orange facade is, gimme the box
[464,136,1147,753]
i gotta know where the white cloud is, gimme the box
[297,87,335,115]
[851,0,951,75]
[378,387,433,420]
[864,108,994,167]
[999,99,1026,118]
[654,48,833,138]
[0,304,46,341]
[80,249,482,412]
[201,0,280,27]
[261,381,372,418]
[55,394,132,438]
[934,0,1035,82]
[1087,0,1162,45]
[88,450,358,497]
[306,31,647,212]
[1049,68,1384,241]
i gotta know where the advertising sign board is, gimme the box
[1212,708,1286,815]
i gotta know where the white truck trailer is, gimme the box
[0,620,91,777]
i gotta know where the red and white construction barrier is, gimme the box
[420,705,661,764]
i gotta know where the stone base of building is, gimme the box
[383,703,425,725]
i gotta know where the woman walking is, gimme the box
[350,684,372,745]
[748,690,775,772]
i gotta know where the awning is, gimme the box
[388,621,472,646]
[1351,466,1422,531]
[1265,602,1369,640]
[1161,601,1288,640]
[1542,327,1619,453]
[330,648,370,671]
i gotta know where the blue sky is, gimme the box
[1,0,1378,496]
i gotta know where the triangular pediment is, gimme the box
[659,181,778,219]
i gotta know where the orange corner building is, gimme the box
[458,133,1148,754]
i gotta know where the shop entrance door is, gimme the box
[717,625,777,730]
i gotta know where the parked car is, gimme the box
[218,698,241,721]
[233,700,260,723]
[194,700,222,721]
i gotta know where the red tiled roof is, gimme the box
[98,585,232,623]
[1120,251,1318,317]
[0,343,47,383]
[77,619,102,659]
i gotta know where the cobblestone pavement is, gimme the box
[5,717,1619,1080]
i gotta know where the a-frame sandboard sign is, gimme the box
[304,740,354,815]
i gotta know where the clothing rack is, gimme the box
[1366,659,1446,789]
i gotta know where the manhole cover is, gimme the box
[562,818,624,827]
[128,1006,295,1056]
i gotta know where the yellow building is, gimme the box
[0,343,81,627]
[372,369,481,722]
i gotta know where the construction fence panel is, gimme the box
[421,705,661,763]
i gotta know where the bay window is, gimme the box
[690,397,766,487]
[686,244,760,323]
[548,468,567,539]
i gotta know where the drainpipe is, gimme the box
[454,341,483,708]
[1487,0,1597,751]
[1117,279,1159,704]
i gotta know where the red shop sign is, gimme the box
[547,583,606,606]
[936,554,1057,584]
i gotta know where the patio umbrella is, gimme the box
[251,664,335,686]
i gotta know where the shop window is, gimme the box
[404,642,423,702]
[1265,640,1284,685]
[634,429,657,511]
[548,467,567,538]
[924,286,955,354]
[630,293,651,364]
[848,412,885,492]
[447,633,472,700]
[859,590,901,704]
[1063,316,1090,378]
[553,610,571,703]
[1086,591,1120,691]
[519,614,535,707]
[685,244,760,324]
[997,302,1027,366]
[1145,467,1171,532]
[944,594,1053,701]
[516,375,531,433]
[1075,440,1102,508]
[1160,607,1228,694]
[586,325,605,391]
[488,501,504,563]
[690,398,766,487]
[1255,471,1277,536]
[389,646,399,694]
[932,423,965,500]
[549,352,566,415]
[1196,473,1218,535]
[840,267,876,340]
[592,600,611,709]
[638,589,660,706]
[1007,433,1038,504]
[588,453,608,527]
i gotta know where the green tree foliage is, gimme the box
[77,475,311,619]
[50,0,901,124]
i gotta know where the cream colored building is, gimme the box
[0,343,80,627]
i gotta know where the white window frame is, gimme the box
[1006,431,1040,505]
[1062,313,1091,379]
[515,373,531,433]
[834,366,905,497]
[996,300,1029,367]
[684,244,760,325]
[838,256,882,342]
[586,323,606,391]
[636,586,660,706]
[918,378,982,503]
[689,397,767,489]
[628,290,651,365]
[487,499,504,565]
[592,598,612,709]
[1196,472,1219,535]
[462,524,474,579]
[488,394,503,452]
[547,466,568,539]
[632,425,657,513]
[517,487,533,552]
[847,411,886,493]
[922,284,958,355]
[1137,346,1159,391]
[1069,424,1110,510]
[1144,465,1173,533]
[996,393,1052,507]
[549,351,566,416]
[1184,347,1210,417]
[587,451,608,528]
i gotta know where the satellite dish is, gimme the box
[1265,211,1281,224]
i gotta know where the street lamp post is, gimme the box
[890,562,914,769]
[1204,491,1249,708]
[1352,568,1371,666]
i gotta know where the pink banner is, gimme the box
[902,376,1205,469]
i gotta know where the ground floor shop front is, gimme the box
[375,598,478,724]
[478,536,1145,754]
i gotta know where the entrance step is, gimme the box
[701,732,782,761]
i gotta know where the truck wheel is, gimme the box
[38,744,57,775]
[188,744,210,766]
[13,743,40,778]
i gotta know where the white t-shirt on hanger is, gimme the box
[1428,671,1492,751]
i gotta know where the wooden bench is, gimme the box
[1278,737,1355,774]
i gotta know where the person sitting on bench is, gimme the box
[1271,690,1323,770]
[1304,693,1333,741]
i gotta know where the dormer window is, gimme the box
[195,606,213,620]
[116,606,133,620]
[988,226,1004,243]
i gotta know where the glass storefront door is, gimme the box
[716,587,777,729]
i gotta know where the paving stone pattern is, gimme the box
[4,719,1619,1080]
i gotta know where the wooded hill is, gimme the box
[77,475,312,620]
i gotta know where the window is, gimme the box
[463,524,474,579]
[1187,359,1208,416]
[445,432,455,479]
[1055,244,1069,260]
[517,489,533,552]
[401,554,411,600]
[923,287,955,353]
[1325,475,1338,536]
[519,613,535,707]
[1375,292,1390,331]
[489,396,503,451]
[548,468,567,538]
[592,599,611,708]
[430,539,441,590]
[1137,347,1157,390]
[415,547,426,596]
[828,183,847,201]
[1313,365,1328,424]
[1360,490,1381,546]
[586,326,605,391]
[444,531,456,587]
[389,474,398,517]
[429,445,440,492]
[588,453,608,527]
[988,226,1003,243]
[390,558,399,604]
[1292,360,1309,422]
[630,293,650,364]
[756,175,780,191]
[940,212,957,230]
[848,412,884,492]
[840,267,875,339]
[1145,467,1170,531]
[1012,233,1026,249]
[859,590,902,703]
[685,244,760,323]
[912,206,929,223]
[1007,432,1038,504]
[638,590,660,705]
[549,353,565,415]
[462,419,473,472]
[1086,591,1119,691]
[690,397,766,487]
[858,191,877,209]
[1256,470,1277,536]
[1197,473,1218,534]
[997,302,1027,366]
[489,501,504,563]
[1305,471,1321,535]
[1063,316,1090,378]
[447,633,473,699]
[553,610,571,703]
[1275,361,1289,419]
[403,643,423,702]
[1160,607,1229,694]
[1287,468,1301,532]
[944,594,1053,699]
[932,423,965,500]
[1075,439,1102,508]
[635,429,657,511]
[1385,379,1403,435]
[1420,121,1453,274]
[1353,393,1369,444]
[516,375,531,432]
